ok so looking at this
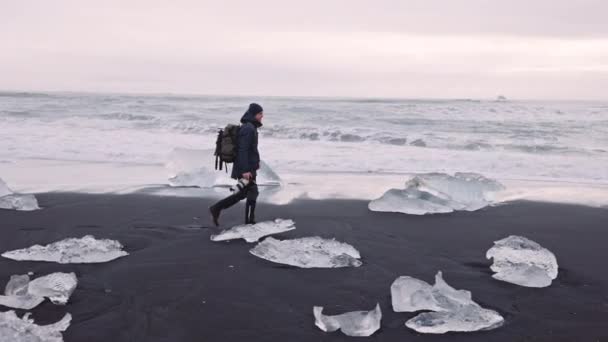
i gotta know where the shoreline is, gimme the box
[2,159,608,208]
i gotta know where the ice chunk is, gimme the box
[256,160,282,186]
[369,172,505,215]
[313,303,381,337]
[486,235,558,288]
[405,305,504,334]
[166,148,281,188]
[0,294,45,310]
[0,178,11,197]
[0,273,77,310]
[2,235,128,264]
[369,188,456,215]
[0,275,44,310]
[431,272,478,311]
[491,265,553,288]
[0,311,71,342]
[4,275,29,296]
[390,276,439,312]
[0,178,40,211]
[391,271,474,313]
[0,194,40,211]
[250,237,362,268]
[211,219,295,243]
[391,271,504,334]
[28,272,78,305]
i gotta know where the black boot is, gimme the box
[209,206,220,227]
[245,201,256,225]
[210,191,247,226]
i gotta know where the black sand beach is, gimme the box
[1,193,607,341]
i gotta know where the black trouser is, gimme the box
[210,178,259,224]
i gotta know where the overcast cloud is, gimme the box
[1,0,607,99]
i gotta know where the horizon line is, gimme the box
[1,88,606,103]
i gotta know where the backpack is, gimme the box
[214,124,240,172]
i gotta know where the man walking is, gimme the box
[209,103,264,226]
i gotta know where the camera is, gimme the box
[231,178,250,192]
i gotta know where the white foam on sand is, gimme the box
[0,273,77,310]
[0,178,39,211]
[391,271,504,334]
[249,236,362,268]
[2,235,128,264]
[211,219,295,243]
[0,311,71,342]
[2,157,608,209]
[369,172,505,215]
[486,235,558,288]
[313,303,381,337]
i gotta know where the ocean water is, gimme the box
[1,91,607,205]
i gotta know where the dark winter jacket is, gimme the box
[231,109,262,179]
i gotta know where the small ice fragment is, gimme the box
[1,235,128,264]
[0,272,77,309]
[211,219,296,243]
[28,272,78,305]
[391,271,473,313]
[405,305,504,334]
[250,237,362,268]
[0,311,71,342]
[391,271,504,334]
[431,272,476,311]
[313,303,381,337]
[391,276,441,312]
[369,172,504,215]
[486,235,558,287]
[0,274,45,310]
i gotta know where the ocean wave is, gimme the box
[0,91,52,98]
[464,142,492,151]
[1,110,37,117]
[118,118,595,155]
[99,112,158,121]
[500,144,583,154]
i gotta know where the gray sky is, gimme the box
[1,0,607,99]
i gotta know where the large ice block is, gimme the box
[369,172,504,215]
[249,237,362,268]
[2,235,128,264]
[166,148,281,188]
[486,235,558,287]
